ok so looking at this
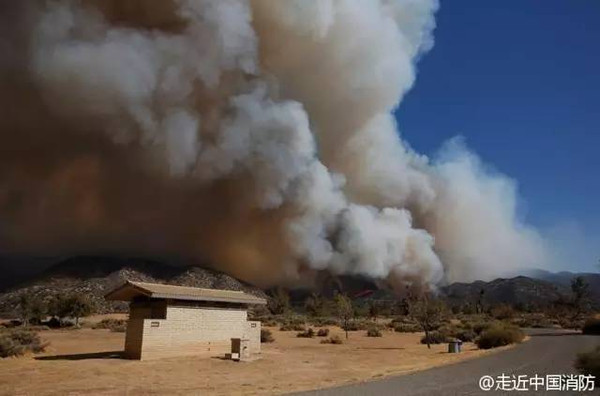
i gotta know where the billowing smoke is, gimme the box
[0,0,546,289]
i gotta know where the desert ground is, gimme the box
[0,317,513,396]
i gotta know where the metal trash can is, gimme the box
[448,339,462,353]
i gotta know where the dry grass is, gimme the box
[0,320,513,395]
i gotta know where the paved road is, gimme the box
[295,329,599,396]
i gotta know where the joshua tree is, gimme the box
[571,276,590,319]
[334,293,353,339]
[476,289,486,314]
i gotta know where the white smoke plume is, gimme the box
[0,0,546,289]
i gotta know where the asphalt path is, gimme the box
[294,329,599,396]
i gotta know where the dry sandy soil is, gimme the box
[0,321,510,396]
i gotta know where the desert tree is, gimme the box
[18,293,47,326]
[67,295,94,326]
[334,293,353,339]
[410,295,447,349]
[49,294,95,326]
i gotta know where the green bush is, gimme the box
[476,325,524,349]
[92,318,127,332]
[297,328,315,338]
[420,331,449,345]
[575,346,600,385]
[260,329,274,343]
[582,318,600,335]
[0,329,47,358]
[320,335,343,344]
[317,328,329,337]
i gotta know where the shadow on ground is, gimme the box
[35,351,124,360]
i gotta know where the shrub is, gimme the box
[0,329,47,358]
[575,346,600,385]
[320,335,343,345]
[476,325,524,349]
[0,336,22,358]
[582,318,600,335]
[393,323,421,333]
[92,318,127,332]
[297,328,315,338]
[472,321,493,335]
[317,328,329,337]
[420,331,449,345]
[260,329,274,343]
[367,327,382,337]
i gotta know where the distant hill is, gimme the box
[298,273,599,311]
[441,276,571,310]
[0,256,266,317]
[524,269,600,308]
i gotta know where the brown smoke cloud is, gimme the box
[0,0,547,289]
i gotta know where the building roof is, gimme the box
[105,281,267,305]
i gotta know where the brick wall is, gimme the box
[125,303,261,360]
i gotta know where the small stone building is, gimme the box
[105,281,266,360]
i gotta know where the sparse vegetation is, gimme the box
[575,346,600,385]
[0,329,47,358]
[308,317,339,327]
[392,323,421,333]
[582,317,600,335]
[260,328,274,343]
[296,328,315,338]
[476,324,524,349]
[320,335,343,344]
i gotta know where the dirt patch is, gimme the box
[0,324,512,395]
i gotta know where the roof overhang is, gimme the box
[105,281,267,305]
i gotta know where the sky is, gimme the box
[395,0,600,273]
